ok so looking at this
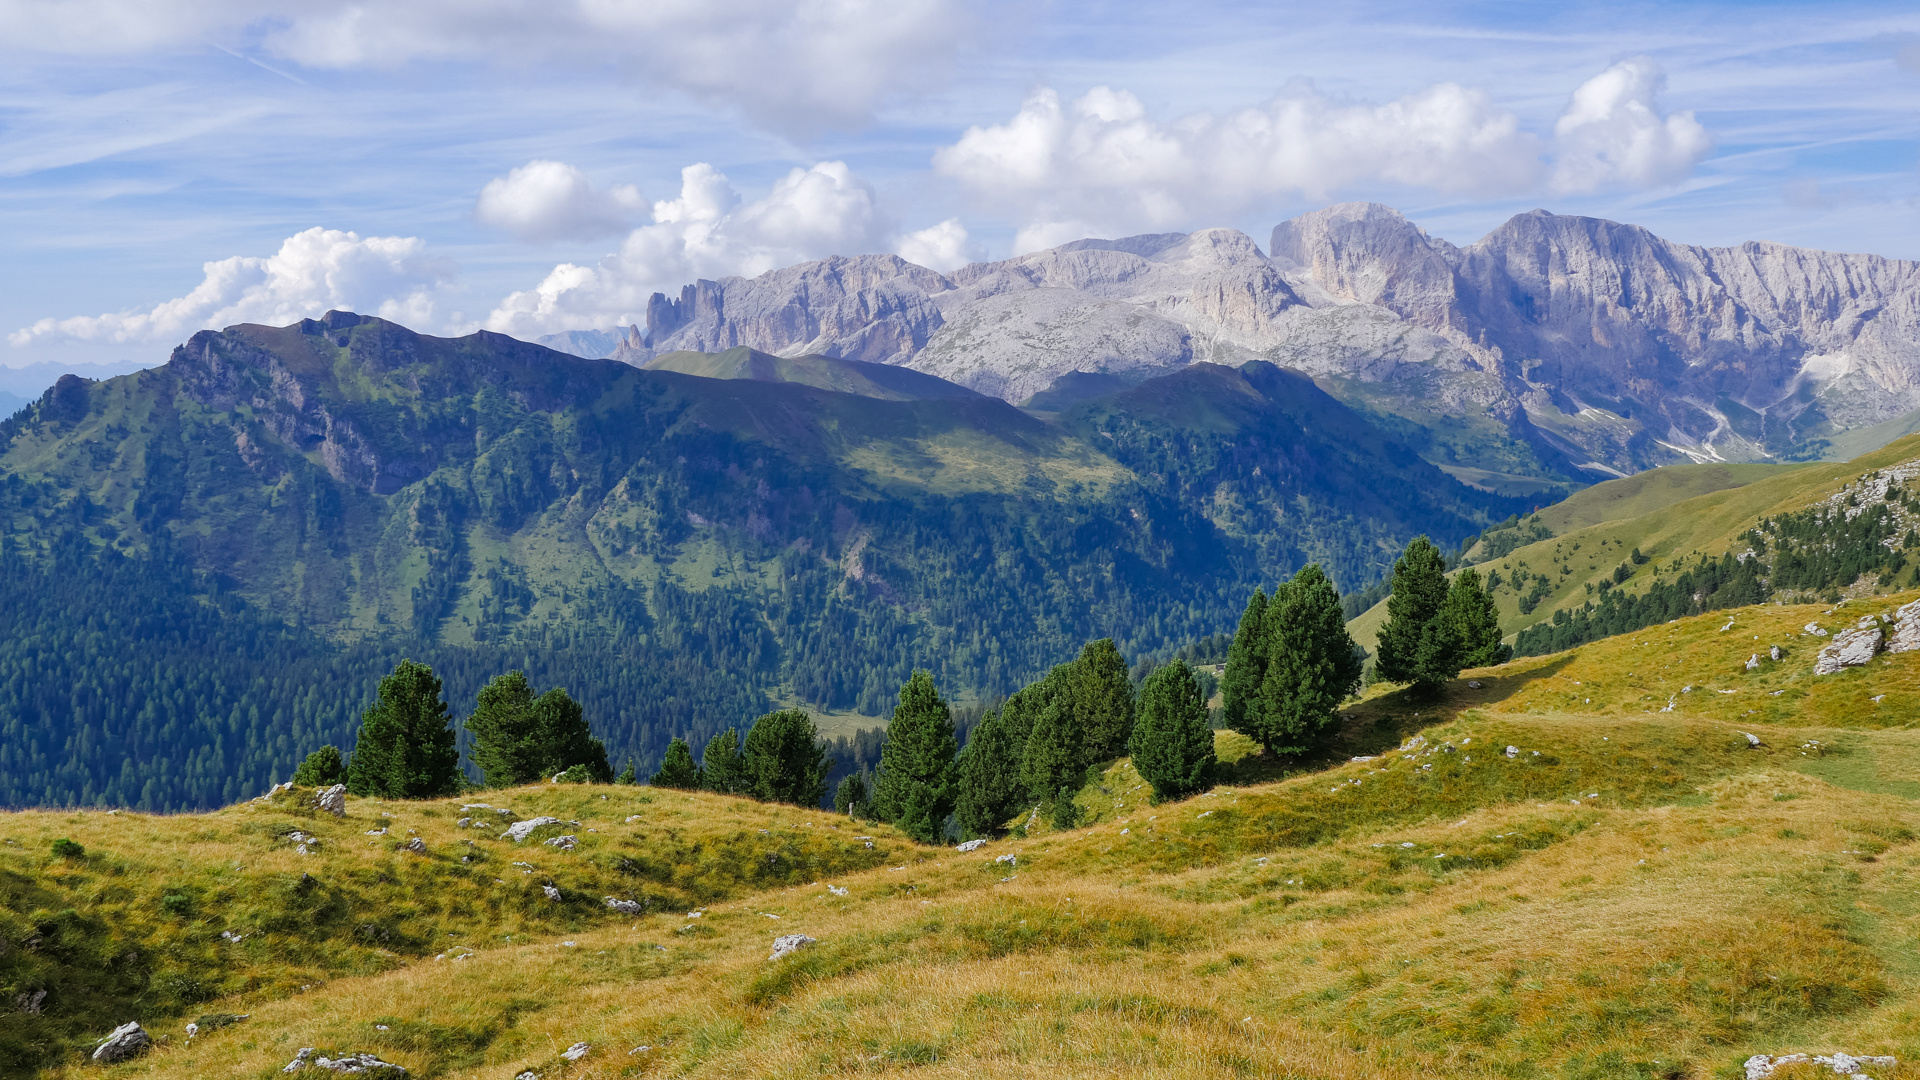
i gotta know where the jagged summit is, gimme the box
[566,205,1920,477]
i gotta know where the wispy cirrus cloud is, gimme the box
[0,0,974,136]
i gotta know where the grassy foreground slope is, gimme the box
[11,593,1920,1078]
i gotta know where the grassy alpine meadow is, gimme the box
[14,593,1920,1079]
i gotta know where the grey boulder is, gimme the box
[92,1021,151,1062]
[500,817,563,842]
[769,934,816,961]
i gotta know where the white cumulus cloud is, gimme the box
[475,160,646,243]
[896,218,979,271]
[9,227,456,346]
[934,60,1712,252]
[935,81,1544,251]
[1550,57,1713,195]
[0,0,969,135]
[484,160,887,337]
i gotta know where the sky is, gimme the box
[3,0,1920,376]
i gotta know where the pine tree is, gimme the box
[833,773,869,817]
[1374,536,1450,688]
[1022,693,1085,808]
[740,709,831,807]
[1430,567,1511,676]
[1221,589,1270,733]
[346,659,461,799]
[466,672,543,786]
[1071,639,1135,761]
[292,745,345,787]
[701,729,748,795]
[468,673,610,785]
[1250,564,1363,756]
[1129,659,1216,802]
[615,760,637,785]
[649,737,702,789]
[954,706,1027,837]
[532,687,612,782]
[872,671,959,843]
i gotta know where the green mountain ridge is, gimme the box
[0,311,1525,810]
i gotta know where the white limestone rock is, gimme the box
[1815,626,1883,674]
[955,839,988,853]
[769,934,816,961]
[604,897,642,914]
[313,784,347,816]
[1889,599,1920,654]
[501,817,564,842]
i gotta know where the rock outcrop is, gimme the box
[500,817,563,842]
[769,934,816,960]
[1815,626,1884,674]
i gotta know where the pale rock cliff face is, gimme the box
[596,203,1920,475]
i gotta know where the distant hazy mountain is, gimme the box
[534,326,627,358]
[575,204,1920,480]
[0,391,24,419]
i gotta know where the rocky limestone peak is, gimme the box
[1269,203,1461,330]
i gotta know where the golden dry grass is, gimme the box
[20,594,1920,1079]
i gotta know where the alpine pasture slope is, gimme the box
[11,588,1920,1079]
[1350,434,1920,652]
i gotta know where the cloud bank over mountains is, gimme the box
[7,228,455,347]
[9,58,1713,347]
[936,58,1710,253]
[0,0,969,135]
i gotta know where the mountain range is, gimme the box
[534,203,1920,486]
[0,312,1521,809]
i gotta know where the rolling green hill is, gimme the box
[1350,437,1920,654]
[11,591,1920,1079]
[0,313,1525,810]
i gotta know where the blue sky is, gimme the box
[3,0,1919,374]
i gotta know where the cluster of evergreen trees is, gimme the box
[646,710,832,808]
[1218,540,1504,756]
[290,661,613,798]
[1220,564,1365,755]
[649,638,1221,843]
[1372,538,1509,690]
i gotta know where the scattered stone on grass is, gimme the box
[955,839,987,852]
[769,934,816,961]
[91,1021,151,1062]
[501,817,564,842]
[562,1042,590,1061]
[401,838,426,855]
[543,835,577,851]
[604,897,643,914]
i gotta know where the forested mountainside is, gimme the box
[0,313,1524,810]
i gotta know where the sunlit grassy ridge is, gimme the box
[1352,435,1920,652]
[17,592,1920,1079]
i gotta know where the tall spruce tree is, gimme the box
[1022,693,1085,807]
[346,659,461,799]
[873,671,959,843]
[1071,639,1136,761]
[532,687,612,782]
[1374,536,1450,688]
[1249,564,1363,756]
[954,706,1028,837]
[468,672,610,785]
[701,729,748,795]
[740,709,831,807]
[1129,659,1216,802]
[1221,589,1270,733]
[1431,568,1511,675]
[834,773,870,818]
[649,737,702,789]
